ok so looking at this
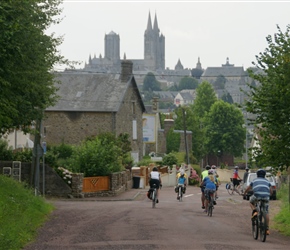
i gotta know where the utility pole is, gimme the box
[182,107,189,165]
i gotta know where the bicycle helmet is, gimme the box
[257,169,266,178]
[211,165,216,169]
[234,166,239,169]
[208,169,214,175]
[152,167,158,171]
[205,165,211,170]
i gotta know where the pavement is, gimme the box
[59,187,148,202]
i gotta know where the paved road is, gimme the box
[24,185,290,250]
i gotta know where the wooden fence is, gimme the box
[82,176,110,193]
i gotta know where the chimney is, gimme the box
[121,60,133,82]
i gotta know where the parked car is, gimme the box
[243,172,277,200]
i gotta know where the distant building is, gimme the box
[84,12,165,73]
[201,57,251,104]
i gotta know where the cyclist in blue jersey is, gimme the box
[200,169,216,213]
[175,169,187,200]
[244,169,273,235]
[200,165,211,209]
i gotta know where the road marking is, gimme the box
[184,194,194,197]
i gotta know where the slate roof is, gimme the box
[47,72,145,112]
[179,92,194,101]
[202,66,246,77]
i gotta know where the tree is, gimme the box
[0,0,66,136]
[178,76,198,90]
[213,74,226,89]
[221,92,234,104]
[191,68,204,79]
[246,25,290,169]
[204,100,245,159]
[143,72,161,91]
[192,81,217,118]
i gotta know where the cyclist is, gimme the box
[211,165,220,199]
[200,169,216,213]
[175,169,187,200]
[148,167,162,203]
[232,166,242,193]
[200,165,211,209]
[242,166,250,193]
[244,169,272,235]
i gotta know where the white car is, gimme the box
[243,172,277,200]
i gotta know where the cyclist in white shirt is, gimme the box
[149,167,162,203]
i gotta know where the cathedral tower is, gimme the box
[105,31,120,64]
[144,12,165,71]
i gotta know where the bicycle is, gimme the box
[151,184,158,208]
[177,184,185,202]
[206,190,215,217]
[226,178,243,195]
[252,198,268,242]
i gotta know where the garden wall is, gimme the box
[0,161,132,198]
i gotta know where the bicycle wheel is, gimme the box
[208,202,213,217]
[227,182,233,195]
[259,213,267,242]
[152,190,156,208]
[252,216,258,240]
[179,186,182,202]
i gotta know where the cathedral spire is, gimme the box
[153,12,159,32]
[146,11,152,33]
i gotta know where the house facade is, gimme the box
[44,60,145,161]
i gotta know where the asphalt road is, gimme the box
[23,185,290,250]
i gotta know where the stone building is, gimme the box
[44,60,146,161]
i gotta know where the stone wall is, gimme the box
[0,161,132,198]
[0,161,72,197]
[115,82,143,160]
[71,170,132,198]
[43,112,114,145]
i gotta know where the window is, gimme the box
[132,120,137,140]
[132,101,136,115]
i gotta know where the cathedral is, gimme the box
[84,12,165,73]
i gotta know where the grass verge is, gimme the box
[0,175,54,250]
[272,183,290,236]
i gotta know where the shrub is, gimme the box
[55,167,73,187]
[162,152,178,168]
[0,139,13,160]
[188,167,200,186]
[73,135,123,176]
[166,128,180,153]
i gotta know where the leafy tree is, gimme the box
[246,25,290,169]
[191,68,204,79]
[178,76,198,90]
[221,92,234,104]
[166,128,180,153]
[143,72,161,91]
[213,74,226,89]
[0,0,66,136]
[204,100,245,160]
[72,135,123,176]
[192,81,217,118]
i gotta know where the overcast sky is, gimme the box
[48,0,290,71]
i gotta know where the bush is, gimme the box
[166,128,180,153]
[162,153,178,168]
[0,139,13,160]
[72,135,123,176]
